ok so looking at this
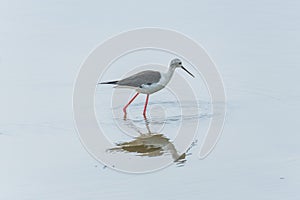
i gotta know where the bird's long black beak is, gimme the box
[181,66,195,78]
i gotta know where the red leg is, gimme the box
[143,94,149,117]
[123,92,139,114]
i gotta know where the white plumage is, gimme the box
[99,58,194,117]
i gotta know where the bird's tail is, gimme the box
[98,80,119,85]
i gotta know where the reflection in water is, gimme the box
[108,117,190,166]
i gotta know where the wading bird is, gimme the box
[99,58,194,117]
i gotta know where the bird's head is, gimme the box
[169,58,194,78]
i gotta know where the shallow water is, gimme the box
[94,81,213,172]
[106,104,208,168]
[1,1,300,199]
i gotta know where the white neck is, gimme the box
[159,67,176,86]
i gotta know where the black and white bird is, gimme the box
[99,58,194,117]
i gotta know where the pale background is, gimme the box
[0,0,300,199]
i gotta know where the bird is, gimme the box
[99,58,195,117]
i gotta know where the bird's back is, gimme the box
[117,70,161,88]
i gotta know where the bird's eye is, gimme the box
[179,62,182,65]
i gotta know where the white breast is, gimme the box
[136,70,175,94]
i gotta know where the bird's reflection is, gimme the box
[108,116,187,165]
